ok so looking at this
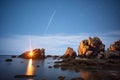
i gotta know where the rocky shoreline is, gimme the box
[19,37,120,59]
[53,57,120,80]
[17,36,120,80]
[54,58,120,71]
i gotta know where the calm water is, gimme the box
[0,55,80,80]
[0,56,119,80]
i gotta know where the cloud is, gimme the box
[0,34,85,55]
[0,31,119,55]
[103,30,120,37]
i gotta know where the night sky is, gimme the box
[0,0,120,55]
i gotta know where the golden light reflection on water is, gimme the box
[26,59,34,75]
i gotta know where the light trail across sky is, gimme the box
[44,10,56,35]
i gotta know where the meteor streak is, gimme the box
[44,10,56,35]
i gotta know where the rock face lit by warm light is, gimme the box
[19,48,45,59]
[78,37,105,58]
[62,47,77,59]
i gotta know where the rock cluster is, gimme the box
[62,47,77,59]
[19,48,45,59]
[78,37,105,58]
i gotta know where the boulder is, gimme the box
[108,40,120,51]
[62,47,77,59]
[106,40,120,59]
[19,48,45,59]
[78,37,105,58]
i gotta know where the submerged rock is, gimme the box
[53,64,60,68]
[36,65,40,67]
[19,48,45,59]
[14,75,36,78]
[48,66,52,68]
[78,37,105,58]
[62,47,77,59]
[71,77,84,80]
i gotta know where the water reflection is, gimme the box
[80,70,119,80]
[26,59,34,75]
[80,70,94,80]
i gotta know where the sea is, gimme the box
[0,55,119,80]
[0,55,80,80]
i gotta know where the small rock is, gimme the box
[53,55,59,58]
[71,77,84,80]
[58,76,65,80]
[37,65,40,67]
[53,64,60,68]
[11,55,16,58]
[53,55,59,59]
[46,55,52,58]
[5,59,12,62]
[48,66,52,68]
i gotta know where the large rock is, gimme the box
[106,40,120,59]
[19,48,45,59]
[108,40,120,51]
[62,47,77,59]
[78,37,105,58]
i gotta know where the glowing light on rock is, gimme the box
[30,51,33,56]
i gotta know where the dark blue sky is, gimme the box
[0,0,120,55]
[0,0,120,36]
